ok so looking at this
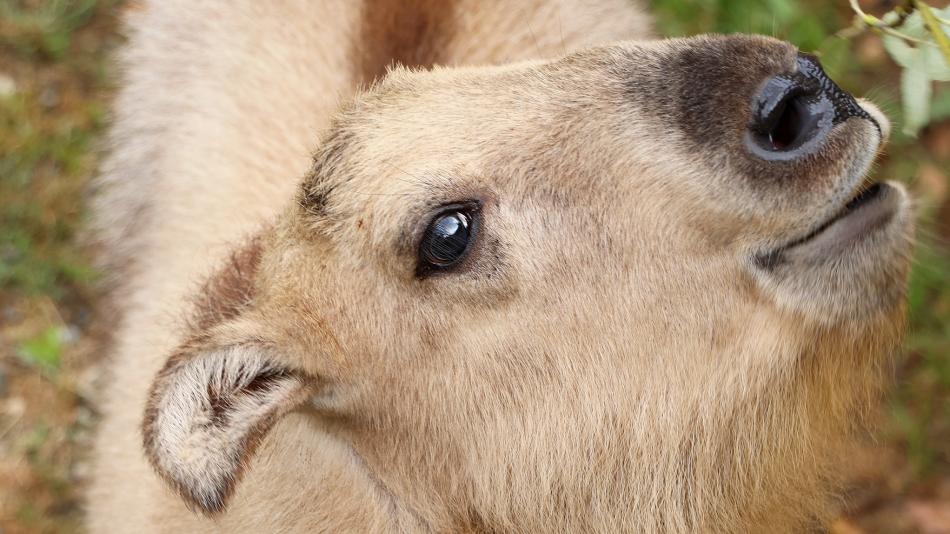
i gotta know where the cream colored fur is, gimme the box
[88,1,912,532]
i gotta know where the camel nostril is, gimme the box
[747,74,831,158]
[768,95,806,151]
[746,53,874,161]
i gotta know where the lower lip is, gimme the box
[812,182,893,243]
[757,182,898,268]
[843,182,884,212]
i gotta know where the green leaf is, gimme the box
[916,1,950,71]
[901,63,933,135]
[900,10,929,40]
[921,45,950,81]
[884,32,920,69]
[17,327,64,371]
[881,6,950,133]
[883,8,950,79]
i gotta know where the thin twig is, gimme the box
[0,412,24,441]
[915,0,950,67]
[847,0,939,46]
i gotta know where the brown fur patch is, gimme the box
[190,236,264,332]
[357,0,457,83]
[300,127,358,216]
[139,236,287,515]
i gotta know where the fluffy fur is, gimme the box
[88,1,912,532]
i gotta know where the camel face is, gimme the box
[141,35,911,531]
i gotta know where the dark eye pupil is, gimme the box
[421,211,471,268]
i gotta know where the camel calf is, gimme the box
[88,1,912,531]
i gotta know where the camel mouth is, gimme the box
[754,181,900,270]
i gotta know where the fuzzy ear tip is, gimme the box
[140,344,316,517]
[141,419,234,517]
[140,375,238,517]
[187,488,230,517]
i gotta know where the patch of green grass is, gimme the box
[0,91,100,296]
[16,326,65,372]
[650,0,840,51]
[0,0,101,60]
[908,240,950,336]
[0,0,114,298]
[891,234,950,473]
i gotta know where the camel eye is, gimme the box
[417,204,478,276]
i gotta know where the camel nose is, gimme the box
[746,54,879,160]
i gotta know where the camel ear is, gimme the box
[142,341,316,515]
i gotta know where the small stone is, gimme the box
[39,84,60,109]
[0,73,15,97]
[1,305,21,324]
[3,396,25,417]
[71,459,91,482]
[60,325,81,345]
[75,406,94,427]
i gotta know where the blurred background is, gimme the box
[0,0,947,532]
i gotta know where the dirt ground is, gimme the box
[0,1,948,532]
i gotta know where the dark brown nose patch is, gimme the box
[621,36,798,150]
[618,36,876,188]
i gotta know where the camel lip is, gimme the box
[754,181,898,270]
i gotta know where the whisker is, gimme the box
[557,8,567,55]
[387,163,429,186]
[348,189,413,198]
[527,23,545,58]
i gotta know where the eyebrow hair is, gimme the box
[299,127,357,217]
